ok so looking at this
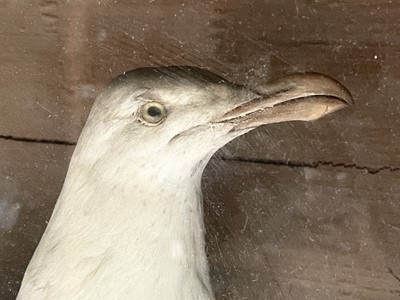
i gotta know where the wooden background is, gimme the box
[1,0,399,299]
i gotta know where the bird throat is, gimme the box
[18,153,216,300]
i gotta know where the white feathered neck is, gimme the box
[18,136,217,299]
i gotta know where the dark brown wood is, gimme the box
[203,159,400,299]
[0,140,74,299]
[1,0,399,299]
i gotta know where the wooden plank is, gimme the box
[0,1,87,141]
[0,140,74,299]
[1,0,398,152]
[203,159,400,299]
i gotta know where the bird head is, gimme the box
[76,66,352,179]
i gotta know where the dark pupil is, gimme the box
[147,106,162,117]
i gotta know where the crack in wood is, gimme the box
[220,157,400,175]
[386,267,400,296]
[0,135,76,146]
[1,135,398,174]
[386,267,400,285]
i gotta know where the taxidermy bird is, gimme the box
[17,66,352,300]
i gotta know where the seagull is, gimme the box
[17,66,352,300]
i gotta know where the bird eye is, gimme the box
[139,101,167,126]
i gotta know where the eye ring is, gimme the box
[138,101,167,126]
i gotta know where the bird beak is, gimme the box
[214,73,353,130]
